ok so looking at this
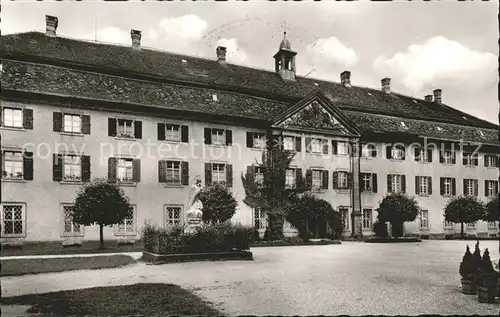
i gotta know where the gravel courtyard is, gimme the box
[2,240,499,315]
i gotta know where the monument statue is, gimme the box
[184,175,204,233]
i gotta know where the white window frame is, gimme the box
[211,163,226,184]
[443,178,452,196]
[463,153,476,166]
[311,169,323,191]
[164,205,182,226]
[166,160,182,185]
[488,221,497,230]
[337,141,349,156]
[283,136,295,151]
[420,176,429,195]
[362,208,373,230]
[115,205,137,236]
[165,124,181,142]
[466,222,476,229]
[254,166,264,184]
[1,202,26,238]
[362,173,373,192]
[419,210,429,229]
[465,179,475,196]
[2,150,24,180]
[486,155,498,168]
[253,207,267,230]
[392,174,402,193]
[252,133,267,149]
[285,168,296,188]
[362,144,376,158]
[419,148,429,162]
[487,181,497,197]
[116,118,135,138]
[391,146,405,160]
[61,204,84,237]
[117,158,134,183]
[339,207,349,231]
[311,139,322,153]
[443,151,453,164]
[2,107,23,128]
[211,129,226,146]
[63,113,82,133]
[338,171,348,189]
[63,154,82,181]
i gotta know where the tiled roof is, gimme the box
[1,32,497,130]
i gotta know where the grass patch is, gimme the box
[1,255,136,277]
[1,283,222,316]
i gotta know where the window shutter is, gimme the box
[387,174,392,193]
[132,159,141,182]
[181,162,189,185]
[23,152,34,180]
[473,179,478,196]
[205,163,212,186]
[427,149,433,162]
[496,156,500,168]
[305,138,312,153]
[225,130,232,146]
[246,132,254,148]
[371,145,377,158]
[484,155,489,167]
[414,147,420,162]
[181,125,189,143]
[451,151,456,164]
[82,115,91,134]
[306,169,313,190]
[372,173,378,193]
[23,109,33,129]
[158,160,167,183]
[452,178,456,196]
[415,176,420,194]
[81,155,91,182]
[108,157,117,182]
[496,181,499,196]
[463,179,467,195]
[157,123,166,141]
[400,145,406,160]
[246,165,255,183]
[401,175,406,193]
[440,177,445,195]
[295,168,302,187]
[439,151,444,163]
[485,180,489,197]
[0,107,2,127]
[203,128,211,145]
[53,153,63,181]
[226,164,233,187]
[428,177,432,195]
[53,112,63,132]
[386,146,392,159]
[322,170,329,189]
[134,121,142,139]
[347,172,353,189]
[473,155,478,166]
[295,137,302,152]
[332,140,338,155]
[322,140,329,154]
[108,118,117,137]
[462,154,467,166]
[332,172,339,189]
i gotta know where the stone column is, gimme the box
[350,139,363,239]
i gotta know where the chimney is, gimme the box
[216,46,227,62]
[424,95,433,102]
[340,71,351,87]
[381,78,391,94]
[45,15,58,37]
[433,89,442,104]
[131,29,141,49]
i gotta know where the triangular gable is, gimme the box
[272,89,361,137]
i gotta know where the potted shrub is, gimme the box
[477,248,498,303]
[459,245,476,294]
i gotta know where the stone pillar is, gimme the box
[350,139,363,239]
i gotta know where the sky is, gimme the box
[2,1,499,124]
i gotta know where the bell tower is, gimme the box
[273,32,297,81]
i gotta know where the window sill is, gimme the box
[115,136,136,141]
[418,228,430,231]
[61,233,85,238]
[1,235,26,239]
[118,182,137,187]
[162,183,184,188]
[60,132,84,137]
[209,144,229,148]
[417,161,431,164]
[486,166,499,169]
[360,156,375,160]
[251,147,266,151]
[418,194,431,197]
[2,178,27,183]
[60,180,83,185]
[441,163,455,166]
[115,232,137,237]
[0,126,26,132]
[441,194,454,198]
[389,159,404,162]
[444,227,455,231]
[463,165,478,168]
[335,189,351,194]
[311,188,326,193]
[361,190,375,195]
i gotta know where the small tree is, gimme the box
[72,178,131,249]
[483,196,499,223]
[444,196,485,237]
[471,241,482,276]
[376,193,420,238]
[459,245,474,279]
[197,182,237,224]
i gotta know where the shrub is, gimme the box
[478,248,497,288]
[444,196,485,237]
[198,182,237,223]
[252,228,261,242]
[377,193,419,238]
[459,245,474,279]
[471,241,482,275]
[373,220,389,238]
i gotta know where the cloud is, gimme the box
[372,36,497,92]
[159,14,208,41]
[216,38,249,64]
[96,27,129,44]
[305,37,358,66]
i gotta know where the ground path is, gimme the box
[2,241,499,315]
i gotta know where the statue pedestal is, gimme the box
[185,218,203,235]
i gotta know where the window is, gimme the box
[337,142,349,155]
[485,180,498,197]
[464,179,477,196]
[285,168,296,188]
[419,210,429,229]
[254,166,264,184]
[251,132,266,149]
[311,139,322,153]
[117,119,134,138]
[117,205,136,234]
[211,163,226,184]
[419,176,429,195]
[443,151,453,164]
[362,209,372,229]
[2,204,25,237]
[444,221,454,229]
[485,155,499,168]
[338,171,348,188]
[312,170,323,191]
[419,149,428,162]
[254,208,267,230]
[362,173,373,192]
[339,207,349,231]
[283,136,295,151]
[488,221,497,230]
[442,177,453,196]
[63,155,81,181]
[391,175,403,193]
[2,107,23,128]
[462,153,478,166]
[62,205,82,235]
[2,151,23,179]
[165,124,181,142]
[211,129,226,145]
[117,158,134,182]
[165,206,182,226]
[362,144,377,158]
[391,146,405,160]
[466,222,476,229]
[63,114,82,133]
[166,161,181,184]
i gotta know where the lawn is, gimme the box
[1,254,136,276]
[1,283,222,316]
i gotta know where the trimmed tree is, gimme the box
[376,193,420,238]
[483,196,499,224]
[443,196,485,237]
[72,178,131,249]
[197,182,237,223]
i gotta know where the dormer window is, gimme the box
[479,130,485,137]
[182,59,187,63]
[284,58,291,70]
[436,127,443,131]
[400,122,407,129]
[212,94,218,101]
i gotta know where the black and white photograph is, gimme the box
[1,0,499,316]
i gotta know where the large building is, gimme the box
[1,15,498,245]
